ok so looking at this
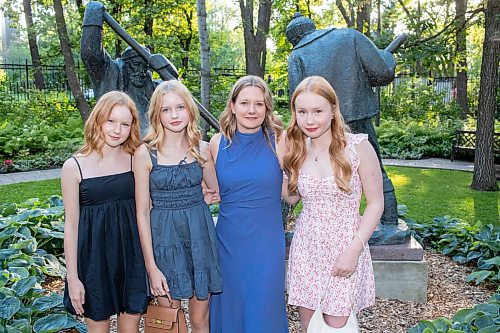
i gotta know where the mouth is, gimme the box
[109,136,121,140]
[170,121,182,126]
[305,127,318,132]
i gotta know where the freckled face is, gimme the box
[294,92,333,139]
[101,105,133,147]
[231,86,267,134]
[159,92,191,133]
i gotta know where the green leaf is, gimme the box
[11,276,37,296]
[9,319,31,333]
[8,267,30,280]
[473,315,494,328]
[466,270,493,284]
[482,257,500,266]
[33,314,77,333]
[10,238,37,253]
[40,254,66,278]
[474,303,499,317]
[0,249,21,260]
[0,295,21,320]
[477,326,500,333]
[32,293,63,312]
[452,308,479,323]
[1,203,17,217]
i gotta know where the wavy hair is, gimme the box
[219,75,283,146]
[78,91,140,156]
[143,80,204,164]
[284,76,352,194]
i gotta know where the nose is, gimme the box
[112,123,122,134]
[306,113,314,125]
[171,109,178,119]
[248,103,257,114]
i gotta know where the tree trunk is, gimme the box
[144,0,154,52]
[455,0,469,117]
[239,0,272,78]
[336,0,354,28]
[110,1,123,58]
[471,0,499,191]
[23,0,45,90]
[197,0,211,139]
[355,0,371,36]
[53,0,90,121]
[180,8,194,73]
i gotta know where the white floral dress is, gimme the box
[287,133,375,316]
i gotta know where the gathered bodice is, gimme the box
[149,152,204,209]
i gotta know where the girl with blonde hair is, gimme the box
[62,91,148,332]
[134,80,222,333]
[280,76,383,330]
[209,75,289,332]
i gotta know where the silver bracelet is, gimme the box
[353,233,367,250]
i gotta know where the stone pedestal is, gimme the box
[370,236,428,303]
[369,218,411,245]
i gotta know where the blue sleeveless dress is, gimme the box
[148,151,222,300]
[210,129,289,333]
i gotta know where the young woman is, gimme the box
[209,75,289,333]
[134,80,222,333]
[281,76,383,330]
[62,91,148,332]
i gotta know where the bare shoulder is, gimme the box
[209,133,222,147]
[355,139,378,166]
[61,157,80,181]
[134,143,150,158]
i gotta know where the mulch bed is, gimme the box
[48,250,495,333]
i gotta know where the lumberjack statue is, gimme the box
[286,13,409,245]
[81,1,219,137]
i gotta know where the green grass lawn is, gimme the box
[0,179,61,205]
[0,166,498,228]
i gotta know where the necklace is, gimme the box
[312,146,329,162]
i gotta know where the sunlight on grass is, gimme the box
[388,173,410,187]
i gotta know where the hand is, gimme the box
[83,1,106,27]
[203,187,220,204]
[67,277,85,315]
[331,247,361,278]
[148,267,170,297]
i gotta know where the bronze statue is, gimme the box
[286,13,408,244]
[81,1,178,137]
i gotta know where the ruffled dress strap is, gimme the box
[149,149,159,166]
[346,133,368,171]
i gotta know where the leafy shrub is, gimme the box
[0,91,84,172]
[380,77,462,123]
[408,293,499,333]
[405,213,499,286]
[0,196,85,332]
[375,119,456,159]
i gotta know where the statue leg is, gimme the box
[348,118,399,225]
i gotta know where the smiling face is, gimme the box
[294,91,333,139]
[159,92,191,133]
[101,105,133,147]
[231,86,267,134]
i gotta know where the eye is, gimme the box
[256,102,265,107]
[240,101,248,105]
[107,119,115,124]
[161,108,171,113]
[122,123,130,128]
[315,109,322,114]
[178,105,185,110]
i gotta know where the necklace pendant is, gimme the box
[314,156,318,162]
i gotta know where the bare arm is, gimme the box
[277,131,301,205]
[332,140,383,277]
[208,133,222,165]
[200,141,219,192]
[134,144,169,296]
[61,158,85,315]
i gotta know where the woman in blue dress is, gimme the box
[209,75,289,332]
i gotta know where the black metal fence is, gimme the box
[0,60,479,113]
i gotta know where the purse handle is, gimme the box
[151,293,179,309]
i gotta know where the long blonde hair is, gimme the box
[143,80,204,164]
[219,75,283,145]
[284,76,352,194]
[79,91,140,156]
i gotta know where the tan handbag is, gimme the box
[143,296,188,333]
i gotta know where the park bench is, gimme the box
[451,130,500,162]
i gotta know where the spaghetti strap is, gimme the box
[72,156,83,179]
[130,154,133,171]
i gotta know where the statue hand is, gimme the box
[83,1,106,27]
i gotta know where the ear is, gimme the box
[230,101,235,114]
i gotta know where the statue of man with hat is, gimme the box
[286,13,408,243]
[81,1,179,136]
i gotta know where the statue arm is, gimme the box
[288,54,305,96]
[354,31,396,86]
[80,1,111,83]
